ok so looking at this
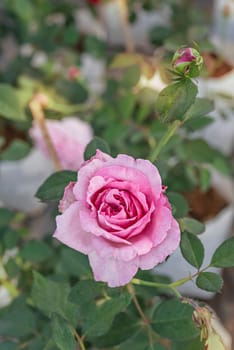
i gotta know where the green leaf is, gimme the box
[62,24,80,46]
[0,342,18,350]
[57,247,92,278]
[5,258,20,278]
[55,80,88,104]
[181,218,205,235]
[152,299,199,340]
[84,293,131,337]
[31,272,78,325]
[52,313,76,350]
[0,84,26,121]
[0,136,4,148]
[0,140,31,161]
[150,120,181,161]
[26,338,44,350]
[171,336,204,350]
[84,136,110,161]
[185,141,232,175]
[167,192,189,218]
[196,272,223,292]
[180,232,204,269]
[36,171,76,201]
[145,345,167,350]
[119,329,149,350]
[184,116,213,131]
[3,228,19,249]
[212,155,232,176]
[20,240,52,263]
[69,280,131,337]
[91,313,139,347]
[69,280,103,315]
[156,79,198,121]
[211,237,234,268]
[84,35,106,58]
[184,98,214,119]
[185,139,216,163]
[200,168,211,192]
[0,208,14,228]
[116,93,136,119]
[0,298,36,338]
[149,25,172,46]
[122,65,141,88]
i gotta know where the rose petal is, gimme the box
[89,250,139,287]
[139,218,180,270]
[58,182,76,213]
[54,202,93,254]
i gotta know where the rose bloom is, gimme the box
[30,117,93,171]
[54,150,180,287]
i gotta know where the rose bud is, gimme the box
[172,47,203,78]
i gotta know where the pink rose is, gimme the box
[54,150,180,287]
[30,117,93,171]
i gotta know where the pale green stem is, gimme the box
[131,278,182,298]
[149,120,182,163]
[74,329,86,350]
[132,264,211,297]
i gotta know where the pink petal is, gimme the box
[96,165,154,200]
[139,217,180,270]
[58,182,76,213]
[88,250,139,287]
[79,207,131,244]
[54,202,93,254]
[106,155,162,201]
[91,236,137,261]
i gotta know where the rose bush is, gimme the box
[54,150,180,287]
[30,117,93,171]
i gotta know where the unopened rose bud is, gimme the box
[67,66,80,81]
[172,47,203,78]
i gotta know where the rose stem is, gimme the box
[127,283,149,323]
[132,264,212,295]
[29,93,62,172]
[149,120,182,163]
[119,0,135,53]
[73,329,86,350]
[131,278,182,298]
[127,284,155,348]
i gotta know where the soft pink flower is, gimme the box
[54,150,180,287]
[30,117,93,171]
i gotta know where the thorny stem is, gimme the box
[74,329,86,350]
[29,94,62,171]
[119,0,135,53]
